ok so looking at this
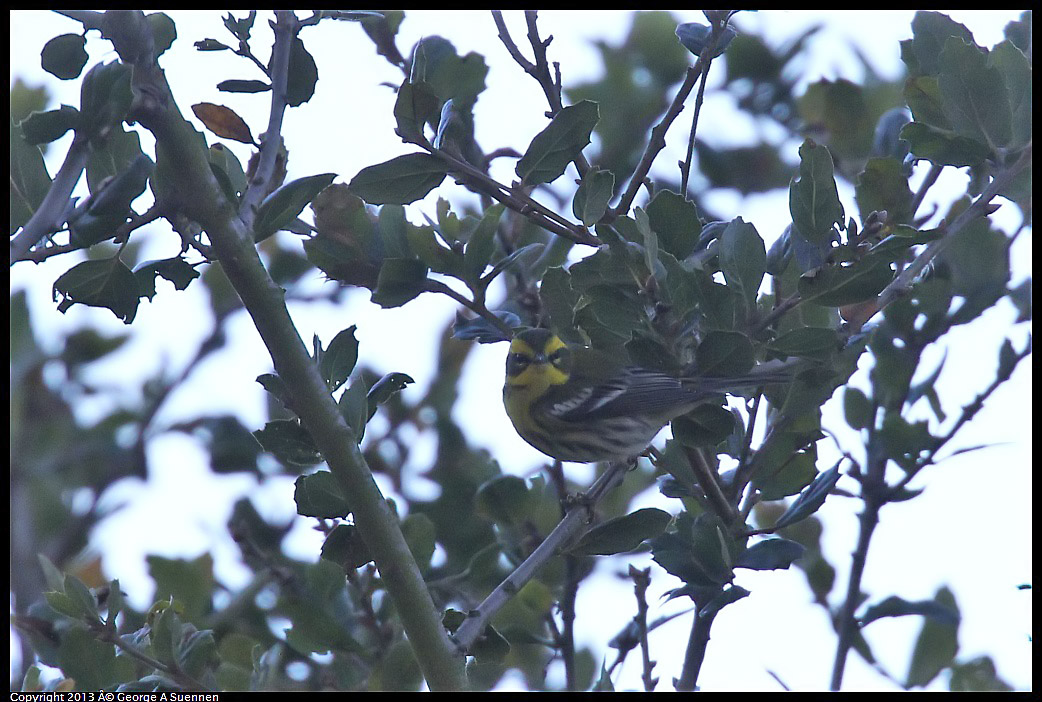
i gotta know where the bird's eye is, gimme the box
[548,348,569,366]
[508,353,530,367]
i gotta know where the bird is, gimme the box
[502,327,796,463]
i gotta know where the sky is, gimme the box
[10,10,1031,691]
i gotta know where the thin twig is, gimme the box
[238,10,296,225]
[424,278,514,340]
[675,593,721,691]
[891,336,1031,494]
[548,460,578,690]
[453,461,630,652]
[909,163,943,217]
[612,14,732,219]
[429,144,600,246]
[876,145,1031,312]
[683,446,740,525]
[680,40,715,196]
[10,136,91,262]
[630,566,657,692]
[491,11,589,177]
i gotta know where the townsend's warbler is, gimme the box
[503,328,795,463]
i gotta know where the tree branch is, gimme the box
[10,136,90,262]
[95,10,466,691]
[429,143,600,246]
[238,11,294,223]
[876,145,1032,312]
[453,461,629,652]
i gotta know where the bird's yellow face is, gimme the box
[504,329,572,401]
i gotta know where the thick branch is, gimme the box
[95,10,466,691]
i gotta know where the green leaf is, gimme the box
[284,36,318,107]
[65,574,100,621]
[406,225,460,277]
[88,126,145,195]
[294,471,351,519]
[195,38,230,52]
[452,313,515,343]
[10,112,52,232]
[572,167,615,227]
[79,61,133,140]
[855,157,914,225]
[695,331,754,376]
[179,630,217,680]
[40,33,88,80]
[464,204,505,283]
[906,11,975,76]
[646,189,702,259]
[321,523,373,569]
[410,36,488,107]
[19,105,80,145]
[516,100,599,186]
[151,604,182,666]
[899,121,990,168]
[735,538,805,570]
[337,378,370,440]
[474,475,531,526]
[56,627,134,691]
[207,143,248,203]
[755,450,818,500]
[217,79,271,94]
[348,153,447,205]
[569,508,672,556]
[843,387,874,430]
[861,595,961,627]
[69,153,153,248]
[38,555,67,593]
[105,579,123,628]
[878,413,935,472]
[147,12,177,59]
[371,258,429,308]
[718,217,766,311]
[767,327,840,360]
[798,256,894,307]
[146,554,215,622]
[393,80,440,143]
[676,22,737,59]
[318,325,359,393]
[789,140,844,247]
[654,508,737,583]
[634,207,661,286]
[949,656,1013,692]
[253,173,336,242]
[401,513,436,572]
[485,242,545,284]
[938,37,1011,149]
[253,419,322,466]
[672,405,736,448]
[539,266,579,341]
[699,585,750,619]
[904,76,950,129]
[773,466,841,530]
[988,40,1032,149]
[52,258,140,324]
[905,587,960,689]
[366,372,415,421]
[134,256,200,300]
[378,203,411,258]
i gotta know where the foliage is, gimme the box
[10,9,1030,693]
